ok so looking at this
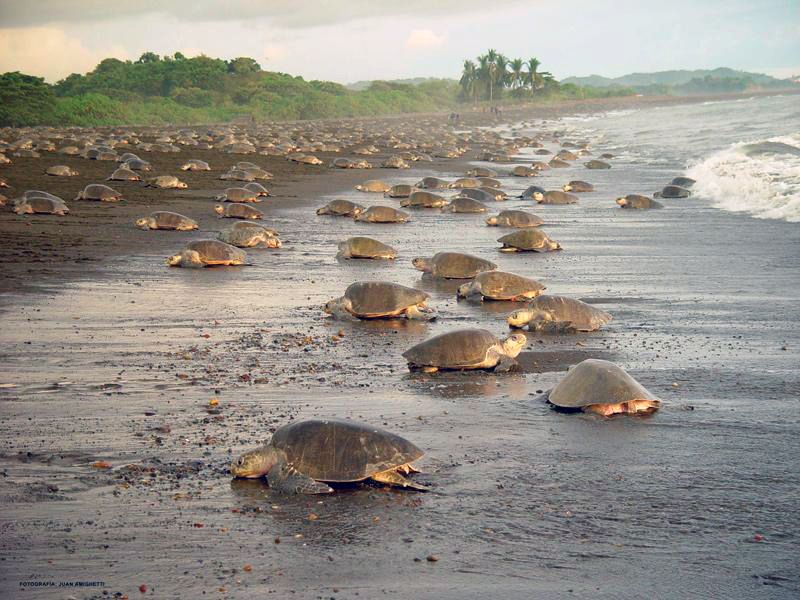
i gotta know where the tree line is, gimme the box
[459,49,557,102]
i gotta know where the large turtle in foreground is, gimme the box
[541,359,661,416]
[403,328,526,373]
[13,196,69,215]
[231,418,427,493]
[457,271,546,301]
[412,252,496,279]
[167,240,246,268]
[325,282,434,320]
[508,295,612,332]
[337,237,397,259]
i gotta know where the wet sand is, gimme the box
[1,95,799,599]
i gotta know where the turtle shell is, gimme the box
[431,252,496,278]
[447,197,487,213]
[108,167,140,181]
[355,206,408,223]
[403,328,498,368]
[80,184,121,201]
[318,199,363,216]
[185,240,245,264]
[357,180,390,193]
[344,282,428,317]
[222,188,259,203]
[416,177,450,189]
[271,418,424,483]
[150,211,197,229]
[526,295,612,330]
[457,188,496,203]
[402,191,446,207]
[219,222,275,247]
[385,184,413,198]
[450,178,481,189]
[519,185,546,199]
[341,237,397,258]
[620,195,661,209]
[659,185,690,198]
[498,229,559,251]
[224,204,263,219]
[472,271,545,300]
[538,191,577,205]
[585,160,611,170]
[492,210,543,228]
[548,359,658,408]
[17,197,68,214]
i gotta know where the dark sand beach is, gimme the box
[1,93,798,599]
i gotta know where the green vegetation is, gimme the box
[0,50,633,127]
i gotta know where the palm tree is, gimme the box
[525,57,541,96]
[509,58,524,92]
[494,54,509,95]
[459,60,478,104]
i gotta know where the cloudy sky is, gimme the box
[0,0,798,83]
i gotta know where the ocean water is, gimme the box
[532,94,800,222]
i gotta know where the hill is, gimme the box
[346,77,457,91]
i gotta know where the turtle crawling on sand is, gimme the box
[354,206,408,223]
[533,190,578,205]
[563,180,593,193]
[457,271,545,301]
[180,159,210,171]
[146,175,188,189]
[74,184,123,202]
[413,252,496,279]
[219,222,281,248]
[214,203,263,220]
[616,195,663,209]
[107,167,141,181]
[317,199,364,217]
[231,418,427,493]
[13,196,69,215]
[508,295,612,332]
[384,184,413,198]
[355,180,391,193]
[541,359,661,416]
[325,281,434,320]
[215,188,261,203]
[486,210,543,228]
[167,240,246,268]
[585,160,611,170]
[337,237,397,259]
[403,328,526,373]
[443,196,488,213]
[136,211,198,231]
[400,191,448,208]
[498,229,561,252]
[671,176,695,188]
[46,165,79,177]
[655,185,690,199]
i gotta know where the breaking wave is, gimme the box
[687,135,800,222]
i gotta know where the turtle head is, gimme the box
[412,257,431,273]
[354,184,364,191]
[562,184,572,192]
[351,205,363,217]
[264,237,282,249]
[485,215,498,226]
[507,308,539,328]
[615,197,628,207]
[231,446,282,478]
[323,295,351,318]
[501,332,527,357]
[135,217,154,230]
[177,180,188,189]
[546,239,562,251]
[533,192,544,202]
[167,249,203,268]
[456,281,477,298]
[213,204,225,216]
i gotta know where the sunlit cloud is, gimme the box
[405,29,446,50]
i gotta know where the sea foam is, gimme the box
[687,134,800,222]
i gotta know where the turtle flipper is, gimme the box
[494,355,519,373]
[268,461,333,495]
[371,468,429,492]
[540,320,578,334]
[405,305,437,321]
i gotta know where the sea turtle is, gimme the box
[412,252,496,279]
[449,178,481,189]
[325,282,433,320]
[477,177,503,188]
[457,271,545,301]
[655,185,690,198]
[124,159,152,171]
[219,169,255,182]
[498,229,561,252]
[549,158,571,168]
[415,177,450,190]
[180,159,210,171]
[337,237,397,259]
[107,167,141,181]
[400,191,448,208]
[136,211,198,231]
[331,158,356,169]
[46,165,79,177]
[530,161,550,171]
[541,359,661,416]
[355,180,391,193]
[507,295,612,332]
[146,175,188,189]
[118,152,141,163]
[167,240,246,268]
[534,190,578,205]
[215,187,261,203]
[556,150,578,161]
[403,328,527,373]
[218,222,281,248]
[385,184,413,198]
[234,161,261,170]
[671,176,695,188]
[455,189,496,203]
[381,156,410,169]
[13,196,69,216]
[616,195,663,209]
[443,197,488,213]
[478,187,508,201]
[294,154,324,165]
[585,160,611,170]
[486,210,543,228]
[354,206,409,223]
[511,165,538,177]
[317,199,364,217]
[519,185,546,200]
[214,203,263,220]
[466,167,497,178]
[230,418,427,493]
[74,184,123,202]
[243,182,270,197]
[562,180,594,192]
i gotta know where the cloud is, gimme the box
[0,26,129,81]
[405,29,446,50]
[0,0,527,28]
